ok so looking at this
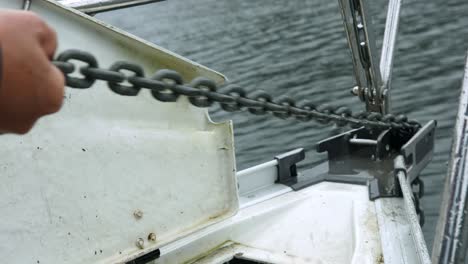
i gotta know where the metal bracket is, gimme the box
[317,127,398,200]
[275,148,305,186]
[313,122,436,200]
[246,122,435,200]
[316,127,394,175]
[369,122,435,200]
[401,120,437,183]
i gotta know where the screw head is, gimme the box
[382,88,388,98]
[133,210,143,219]
[136,238,144,249]
[351,86,360,96]
[148,233,156,242]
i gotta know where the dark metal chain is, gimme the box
[52,49,421,134]
[412,177,425,226]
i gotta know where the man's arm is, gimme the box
[0,10,64,134]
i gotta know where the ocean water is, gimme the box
[98,0,468,249]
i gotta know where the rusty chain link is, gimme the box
[53,49,421,135]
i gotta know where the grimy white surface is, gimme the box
[156,182,383,264]
[0,1,237,263]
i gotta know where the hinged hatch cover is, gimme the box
[0,1,238,263]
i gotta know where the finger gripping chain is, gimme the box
[53,49,421,135]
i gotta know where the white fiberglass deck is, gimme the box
[154,169,422,264]
[158,182,382,264]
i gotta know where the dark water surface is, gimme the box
[98,0,468,249]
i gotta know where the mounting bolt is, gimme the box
[136,238,144,249]
[133,210,143,219]
[381,88,388,99]
[148,233,156,242]
[351,86,360,96]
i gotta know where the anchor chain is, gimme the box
[411,177,425,226]
[52,49,421,134]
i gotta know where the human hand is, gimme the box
[0,10,64,134]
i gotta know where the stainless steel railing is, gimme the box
[379,0,402,114]
[431,55,468,264]
[56,0,164,14]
